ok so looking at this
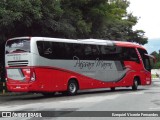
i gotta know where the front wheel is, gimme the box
[132,78,138,90]
[67,80,78,96]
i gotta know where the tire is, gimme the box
[42,92,55,97]
[67,80,78,96]
[110,87,115,91]
[132,78,138,90]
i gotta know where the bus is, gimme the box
[5,37,154,96]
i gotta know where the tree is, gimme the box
[128,30,148,45]
[91,0,147,45]
[0,0,65,39]
[151,51,160,69]
[0,0,148,43]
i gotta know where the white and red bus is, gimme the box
[5,37,154,96]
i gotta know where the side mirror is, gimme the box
[150,57,156,69]
[145,54,156,69]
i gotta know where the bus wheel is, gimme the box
[132,78,138,90]
[42,92,55,97]
[110,87,115,91]
[67,80,78,96]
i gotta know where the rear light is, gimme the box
[22,69,31,73]
[22,68,31,81]
[31,72,36,82]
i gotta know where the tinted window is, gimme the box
[84,44,100,60]
[122,47,139,62]
[37,41,75,59]
[138,48,148,58]
[138,48,151,71]
[100,46,121,60]
[36,41,139,62]
[52,42,74,59]
[73,44,84,59]
[99,46,139,61]
[37,41,44,56]
[37,41,101,60]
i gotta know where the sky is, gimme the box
[128,0,160,53]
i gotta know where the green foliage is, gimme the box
[0,0,150,80]
[0,0,64,38]
[151,51,160,69]
[0,0,148,44]
[128,30,148,45]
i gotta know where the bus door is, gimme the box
[144,54,155,76]
[141,54,155,85]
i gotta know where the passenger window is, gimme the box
[44,42,52,54]
[122,48,139,62]
[37,41,44,56]
[84,45,92,56]
[100,46,121,60]
[73,44,84,59]
[43,42,53,58]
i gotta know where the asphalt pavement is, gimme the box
[0,79,160,120]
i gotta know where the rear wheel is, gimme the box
[67,80,78,96]
[132,78,138,90]
[110,87,115,91]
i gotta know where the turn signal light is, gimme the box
[31,72,36,82]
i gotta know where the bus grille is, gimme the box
[8,60,29,67]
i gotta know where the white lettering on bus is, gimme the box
[73,56,95,69]
[95,58,113,69]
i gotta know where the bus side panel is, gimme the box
[33,67,113,91]
[29,59,151,92]
[33,67,111,92]
[140,71,152,85]
[31,67,66,92]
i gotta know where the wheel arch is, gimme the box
[134,76,141,85]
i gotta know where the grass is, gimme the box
[152,74,159,79]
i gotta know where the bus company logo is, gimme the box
[73,56,113,70]
[2,112,11,117]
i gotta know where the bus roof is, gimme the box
[7,37,146,50]
[114,41,145,50]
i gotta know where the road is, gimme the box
[0,79,160,120]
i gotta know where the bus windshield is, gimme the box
[6,39,30,54]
